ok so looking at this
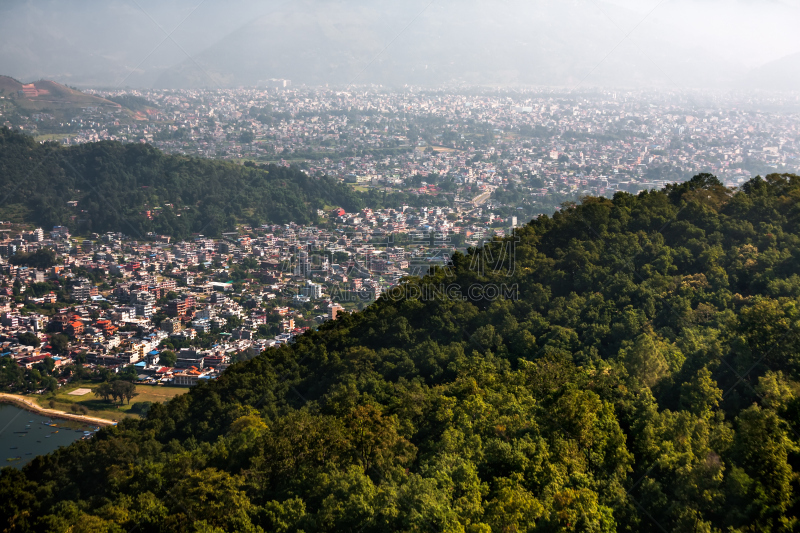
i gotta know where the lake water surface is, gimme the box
[0,404,99,468]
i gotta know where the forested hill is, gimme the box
[4,174,800,532]
[0,127,363,237]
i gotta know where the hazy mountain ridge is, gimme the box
[155,0,745,89]
[2,0,797,90]
[738,52,800,92]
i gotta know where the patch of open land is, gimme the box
[31,383,189,421]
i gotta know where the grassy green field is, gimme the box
[33,133,74,142]
[32,383,189,421]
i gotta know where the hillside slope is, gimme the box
[1,173,799,532]
[0,75,120,110]
[0,127,363,237]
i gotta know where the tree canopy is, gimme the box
[2,173,800,532]
[0,127,364,238]
[7,248,57,269]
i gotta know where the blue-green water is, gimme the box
[0,404,99,468]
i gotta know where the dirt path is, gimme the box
[0,393,115,427]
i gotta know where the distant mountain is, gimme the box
[5,0,800,90]
[0,75,120,110]
[739,52,800,91]
[154,0,742,89]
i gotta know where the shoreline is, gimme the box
[0,394,116,427]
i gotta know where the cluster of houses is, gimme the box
[0,223,385,388]
[0,186,527,392]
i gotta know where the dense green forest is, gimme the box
[0,128,364,238]
[3,173,800,532]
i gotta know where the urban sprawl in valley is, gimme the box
[1,85,799,390]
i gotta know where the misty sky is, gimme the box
[2,0,800,89]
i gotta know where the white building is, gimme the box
[304,280,323,299]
